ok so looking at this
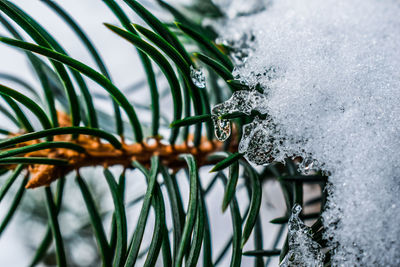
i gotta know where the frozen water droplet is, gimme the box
[299,158,320,175]
[211,90,268,143]
[280,204,324,267]
[292,203,302,216]
[216,32,256,67]
[190,65,206,88]
[238,117,274,165]
[212,115,231,141]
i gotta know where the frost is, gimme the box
[215,0,400,265]
[190,65,206,88]
[280,204,324,267]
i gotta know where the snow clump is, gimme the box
[213,0,400,265]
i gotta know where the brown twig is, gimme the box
[4,112,237,189]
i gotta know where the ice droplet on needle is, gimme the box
[190,65,206,88]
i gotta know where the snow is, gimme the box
[213,0,400,265]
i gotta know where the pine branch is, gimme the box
[2,112,238,189]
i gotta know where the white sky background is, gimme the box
[0,1,288,266]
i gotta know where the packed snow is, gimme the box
[212,0,400,265]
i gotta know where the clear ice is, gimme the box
[190,65,206,88]
[216,32,256,67]
[280,204,324,267]
[238,117,275,165]
[211,114,231,142]
[211,90,267,141]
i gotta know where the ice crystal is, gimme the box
[280,204,324,267]
[212,115,231,142]
[211,90,267,141]
[238,117,275,165]
[216,32,256,67]
[215,0,400,265]
[190,65,206,88]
